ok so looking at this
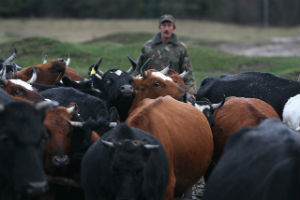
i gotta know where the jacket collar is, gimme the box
[152,32,179,45]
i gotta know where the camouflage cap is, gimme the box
[159,14,175,25]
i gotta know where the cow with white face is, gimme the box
[0,67,45,103]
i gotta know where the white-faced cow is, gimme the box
[204,118,300,200]
[81,123,169,200]
[0,101,51,199]
[196,71,300,118]
[126,96,214,199]
[0,67,45,103]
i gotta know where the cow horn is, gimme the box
[35,100,59,111]
[0,66,8,85]
[27,68,37,84]
[127,56,137,74]
[140,58,151,77]
[101,139,115,148]
[144,144,159,149]
[66,104,78,114]
[66,53,71,66]
[180,71,189,79]
[109,122,118,128]
[160,66,170,75]
[94,57,104,76]
[43,55,48,64]
[67,120,84,127]
[211,96,226,110]
[4,48,17,64]
[0,104,4,112]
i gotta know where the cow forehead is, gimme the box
[110,70,123,76]
[10,79,34,91]
[151,72,173,81]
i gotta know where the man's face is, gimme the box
[159,21,175,40]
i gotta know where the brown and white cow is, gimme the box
[126,96,214,199]
[131,69,186,112]
[0,68,45,103]
[212,96,280,163]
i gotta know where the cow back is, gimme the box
[212,96,280,163]
[204,118,300,200]
[196,71,300,117]
[126,96,213,198]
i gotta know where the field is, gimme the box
[0,18,299,86]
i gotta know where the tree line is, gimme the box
[1,0,299,26]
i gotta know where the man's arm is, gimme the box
[182,48,197,94]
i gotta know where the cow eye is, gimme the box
[13,89,23,95]
[104,79,112,85]
[153,82,161,87]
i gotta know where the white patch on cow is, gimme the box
[113,70,123,76]
[10,79,34,91]
[152,72,173,81]
[135,75,143,79]
[95,73,102,80]
[194,103,210,112]
[282,94,300,131]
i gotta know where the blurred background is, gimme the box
[0,0,299,84]
[1,0,299,26]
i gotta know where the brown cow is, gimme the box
[12,59,66,85]
[43,103,78,175]
[0,69,45,103]
[43,103,100,176]
[126,96,214,199]
[212,96,280,163]
[131,69,186,111]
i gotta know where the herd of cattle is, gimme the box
[0,49,299,200]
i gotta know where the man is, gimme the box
[136,14,197,94]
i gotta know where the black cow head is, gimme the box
[194,96,225,128]
[0,101,53,198]
[90,56,137,121]
[101,125,159,199]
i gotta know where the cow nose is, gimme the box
[27,181,48,195]
[120,84,134,96]
[52,155,70,166]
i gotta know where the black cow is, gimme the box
[89,56,136,121]
[0,49,22,79]
[0,101,50,200]
[81,123,169,200]
[0,87,13,104]
[40,87,118,135]
[196,71,300,117]
[203,118,300,200]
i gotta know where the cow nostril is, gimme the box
[52,155,70,166]
[120,85,134,95]
[27,181,48,195]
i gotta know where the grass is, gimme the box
[0,19,299,87]
[1,34,298,87]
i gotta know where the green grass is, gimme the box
[0,33,299,87]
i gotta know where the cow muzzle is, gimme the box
[120,84,134,96]
[52,155,70,166]
[26,181,48,196]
